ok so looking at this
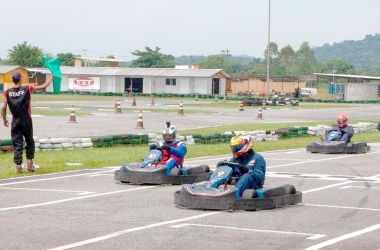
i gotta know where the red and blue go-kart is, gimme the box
[114,148,212,185]
[306,130,370,154]
[174,161,302,211]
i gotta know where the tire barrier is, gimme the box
[1,123,379,153]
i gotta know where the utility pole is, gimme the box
[221,49,230,59]
[266,0,271,102]
[83,49,87,67]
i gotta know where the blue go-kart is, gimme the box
[114,148,212,185]
[174,161,302,211]
[306,130,370,154]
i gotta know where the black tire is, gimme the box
[283,184,296,195]
[170,168,182,176]
[200,165,210,173]
[241,189,256,199]
[187,165,208,175]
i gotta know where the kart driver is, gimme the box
[150,121,187,175]
[325,114,354,143]
[229,134,266,197]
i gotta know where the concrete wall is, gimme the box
[346,82,379,101]
[230,78,306,96]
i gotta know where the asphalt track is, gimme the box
[1,99,380,249]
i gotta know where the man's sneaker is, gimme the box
[26,160,35,172]
[16,165,23,174]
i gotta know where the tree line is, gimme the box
[1,35,378,76]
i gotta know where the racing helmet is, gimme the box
[337,114,347,128]
[162,121,177,145]
[230,134,253,158]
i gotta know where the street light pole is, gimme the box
[266,0,271,102]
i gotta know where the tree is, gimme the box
[293,42,318,75]
[319,59,356,75]
[130,47,175,68]
[7,41,44,67]
[278,45,295,75]
[199,55,231,73]
[57,53,79,66]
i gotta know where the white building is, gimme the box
[44,66,230,96]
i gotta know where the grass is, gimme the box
[1,129,379,180]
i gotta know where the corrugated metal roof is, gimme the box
[54,66,230,78]
[0,65,20,73]
[314,73,380,80]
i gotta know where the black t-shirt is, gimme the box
[3,85,33,119]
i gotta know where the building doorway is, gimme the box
[212,78,220,95]
[125,78,143,93]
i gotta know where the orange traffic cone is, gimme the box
[132,96,136,106]
[178,101,184,116]
[135,111,144,129]
[257,106,263,120]
[68,105,77,123]
[151,96,155,106]
[262,101,267,110]
[115,100,122,114]
[114,98,118,109]
[239,101,244,111]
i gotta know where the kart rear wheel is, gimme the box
[170,168,182,176]
[283,184,296,195]
[242,189,256,199]
[187,165,210,175]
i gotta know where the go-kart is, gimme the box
[174,161,302,211]
[114,148,212,185]
[306,130,370,154]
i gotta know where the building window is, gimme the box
[166,78,177,86]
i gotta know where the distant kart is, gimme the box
[114,148,212,185]
[174,161,302,211]
[306,130,370,154]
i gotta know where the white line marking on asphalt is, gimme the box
[304,223,380,250]
[170,223,326,240]
[0,186,154,211]
[305,203,380,212]
[340,186,380,190]
[302,182,353,194]
[47,212,220,250]
[0,170,116,186]
[0,187,95,195]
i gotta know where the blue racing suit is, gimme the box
[152,140,187,175]
[326,125,354,143]
[230,149,266,197]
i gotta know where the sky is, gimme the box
[1,0,380,62]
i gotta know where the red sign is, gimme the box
[74,77,94,87]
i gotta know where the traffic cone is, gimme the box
[195,94,198,101]
[150,96,155,106]
[262,101,267,110]
[132,96,136,106]
[257,106,263,120]
[214,95,218,102]
[114,99,118,109]
[68,105,77,123]
[115,100,122,114]
[239,101,244,111]
[178,101,184,116]
[135,111,144,129]
[223,96,226,103]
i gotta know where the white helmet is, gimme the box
[163,121,177,144]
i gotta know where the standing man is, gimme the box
[2,71,54,174]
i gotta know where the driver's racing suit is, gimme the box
[230,149,266,197]
[326,125,354,143]
[151,140,187,175]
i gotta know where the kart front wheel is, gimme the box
[170,168,182,176]
[241,189,256,199]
